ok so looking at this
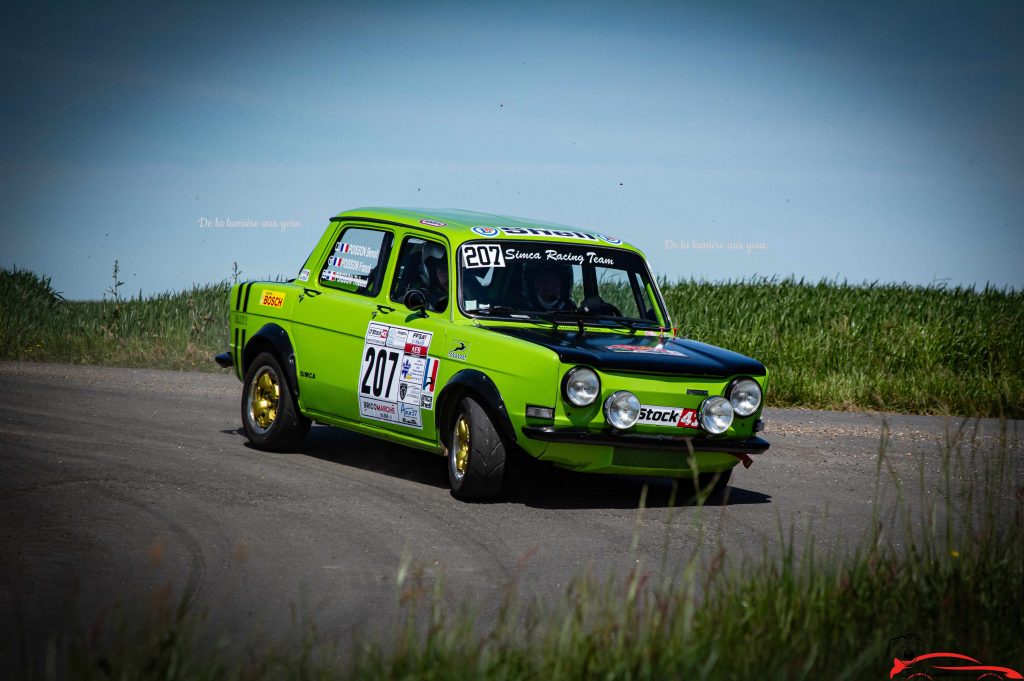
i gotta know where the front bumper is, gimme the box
[521,425,770,455]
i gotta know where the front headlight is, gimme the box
[728,377,762,417]
[604,391,641,430]
[564,366,600,407]
[699,396,734,435]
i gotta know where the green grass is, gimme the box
[17,422,1023,680]
[0,266,231,372]
[665,277,1023,417]
[1,267,1021,416]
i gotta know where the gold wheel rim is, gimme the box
[249,367,280,433]
[453,415,470,480]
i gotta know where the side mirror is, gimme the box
[404,289,427,312]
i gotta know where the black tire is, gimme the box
[241,351,310,451]
[447,396,507,499]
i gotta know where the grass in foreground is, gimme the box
[1,267,1022,416]
[14,422,1024,680]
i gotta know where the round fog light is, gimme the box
[604,391,641,430]
[699,396,734,435]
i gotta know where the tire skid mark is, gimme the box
[84,483,209,612]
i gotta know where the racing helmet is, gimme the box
[419,242,447,287]
[523,261,573,310]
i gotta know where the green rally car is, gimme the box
[215,207,769,499]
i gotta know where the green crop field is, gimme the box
[1,267,1021,417]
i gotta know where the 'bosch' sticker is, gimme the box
[259,290,286,308]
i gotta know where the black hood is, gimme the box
[486,326,765,377]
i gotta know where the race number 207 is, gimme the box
[461,244,505,269]
[360,346,400,400]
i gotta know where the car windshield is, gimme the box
[457,241,668,327]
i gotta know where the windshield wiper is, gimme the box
[473,306,554,324]
[473,307,664,336]
[599,316,666,333]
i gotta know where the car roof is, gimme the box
[329,207,642,253]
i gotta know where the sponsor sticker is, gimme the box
[385,327,409,350]
[447,339,469,361]
[409,330,431,348]
[399,381,422,405]
[401,356,426,383]
[358,322,436,426]
[469,225,622,244]
[607,343,686,357]
[365,322,390,345]
[421,357,439,410]
[423,357,439,394]
[260,290,286,308]
[298,268,310,282]
[637,405,700,429]
[359,397,399,423]
[420,219,447,227]
[399,403,422,427]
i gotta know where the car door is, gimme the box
[362,232,453,439]
[290,223,395,422]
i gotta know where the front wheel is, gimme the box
[241,352,310,451]
[693,468,733,500]
[448,396,507,499]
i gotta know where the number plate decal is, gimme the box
[358,322,438,429]
[461,244,506,269]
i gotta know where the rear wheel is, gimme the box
[241,352,310,451]
[448,396,507,499]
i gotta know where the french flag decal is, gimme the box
[423,358,439,393]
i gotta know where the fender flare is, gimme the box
[436,369,516,445]
[241,323,300,399]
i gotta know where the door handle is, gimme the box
[376,304,396,313]
[303,288,322,297]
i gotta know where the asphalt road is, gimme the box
[1,361,1020,668]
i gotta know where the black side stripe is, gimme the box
[233,328,240,378]
[235,283,244,311]
[242,281,255,312]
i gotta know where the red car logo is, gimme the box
[890,652,1023,679]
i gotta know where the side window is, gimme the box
[320,226,392,297]
[390,236,449,312]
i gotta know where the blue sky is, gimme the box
[2,1,1022,299]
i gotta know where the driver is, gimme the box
[523,262,576,312]
[421,242,448,311]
